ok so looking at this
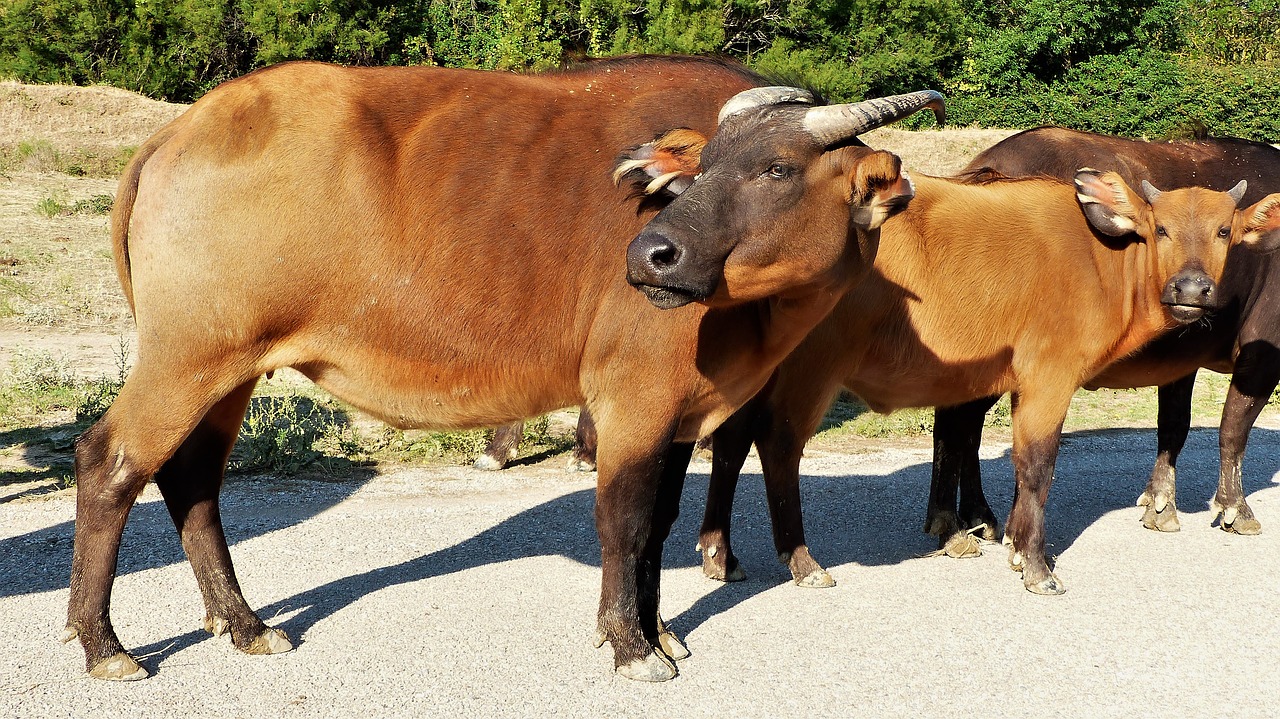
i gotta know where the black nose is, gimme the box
[1163,271,1215,308]
[627,231,683,281]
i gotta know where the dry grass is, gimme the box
[0,81,182,332]
[0,172,131,330]
[0,81,185,152]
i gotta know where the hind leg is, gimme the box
[154,379,291,656]
[1212,342,1280,534]
[65,360,256,680]
[929,396,1000,558]
[566,409,598,473]
[475,422,523,470]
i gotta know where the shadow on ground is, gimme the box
[5,426,1278,674]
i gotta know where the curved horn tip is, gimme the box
[1140,180,1162,203]
[801,89,948,146]
[1228,180,1248,205]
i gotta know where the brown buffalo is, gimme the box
[636,126,1280,593]
[925,128,1280,542]
[64,56,942,682]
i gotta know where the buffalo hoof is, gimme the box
[1138,489,1181,532]
[616,652,677,682]
[1140,502,1181,533]
[657,630,690,661]
[1215,501,1262,535]
[924,509,962,540]
[565,455,596,473]
[473,454,506,471]
[795,569,835,588]
[243,627,293,655]
[698,543,746,583]
[1024,573,1066,596]
[781,548,835,589]
[89,652,148,681]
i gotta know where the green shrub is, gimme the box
[0,0,1276,140]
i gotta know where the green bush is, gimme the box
[0,0,1276,137]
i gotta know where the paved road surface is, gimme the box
[3,426,1278,718]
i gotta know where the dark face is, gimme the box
[626,107,911,309]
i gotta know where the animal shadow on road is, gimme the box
[6,426,1276,673]
[0,422,83,505]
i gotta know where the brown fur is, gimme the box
[954,127,1280,535]
[697,172,1280,594]
[66,58,895,681]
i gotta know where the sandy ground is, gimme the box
[3,425,1279,718]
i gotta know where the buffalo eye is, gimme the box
[1156,225,1168,237]
[764,162,793,180]
[1217,226,1231,239]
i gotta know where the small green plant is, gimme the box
[71,194,113,215]
[75,337,130,424]
[233,395,330,474]
[0,350,81,424]
[519,414,577,455]
[34,191,113,218]
[34,194,67,218]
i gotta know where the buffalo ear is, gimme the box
[613,128,708,197]
[1239,194,1280,252]
[1075,168,1148,237]
[848,150,914,231]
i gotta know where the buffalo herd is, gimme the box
[61,55,1280,681]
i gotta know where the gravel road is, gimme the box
[3,426,1278,718]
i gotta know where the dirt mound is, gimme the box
[865,126,1017,176]
[0,81,187,151]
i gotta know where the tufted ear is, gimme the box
[1074,168,1149,237]
[848,150,914,231]
[1239,194,1280,253]
[613,128,708,197]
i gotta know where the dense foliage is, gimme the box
[0,0,1277,137]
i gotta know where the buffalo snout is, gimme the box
[1162,269,1217,323]
[626,230,717,309]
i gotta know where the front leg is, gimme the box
[1005,388,1072,595]
[1138,373,1195,532]
[475,421,524,470]
[592,412,686,681]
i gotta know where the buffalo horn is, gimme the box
[1228,180,1248,206]
[717,86,816,124]
[802,90,946,147]
[1140,180,1163,203]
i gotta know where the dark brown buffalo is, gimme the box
[638,122,1280,593]
[64,56,941,682]
[922,127,1280,546]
